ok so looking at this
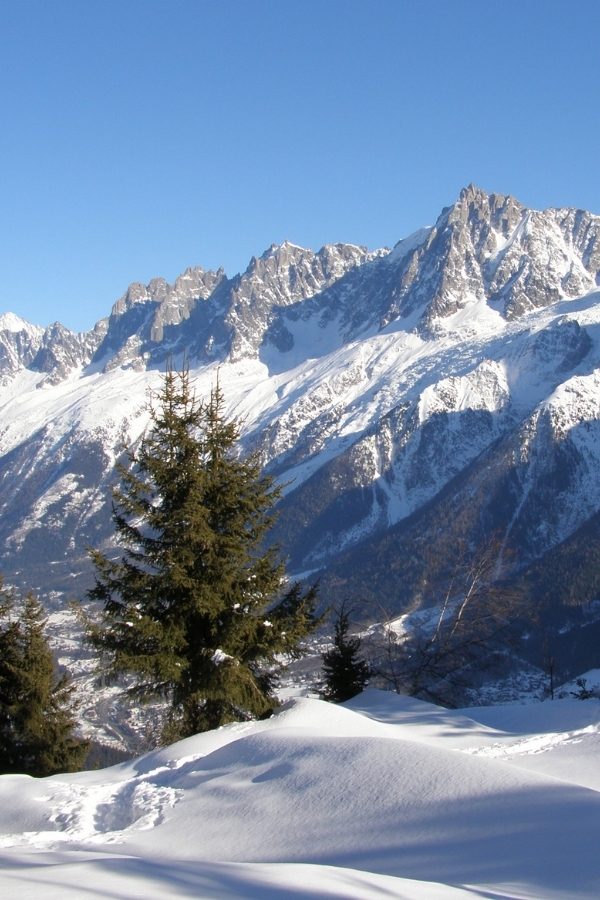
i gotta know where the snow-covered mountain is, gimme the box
[1,184,600,666]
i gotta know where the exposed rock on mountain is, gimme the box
[93,266,226,370]
[0,312,43,379]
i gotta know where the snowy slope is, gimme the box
[1,690,599,899]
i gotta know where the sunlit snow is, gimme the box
[1,690,599,899]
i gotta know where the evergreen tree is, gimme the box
[320,603,370,703]
[0,580,88,776]
[88,367,318,741]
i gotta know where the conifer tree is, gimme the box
[0,580,87,776]
[88,367,318,741]
[320,603,370,703]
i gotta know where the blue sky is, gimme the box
[2,0,599,331]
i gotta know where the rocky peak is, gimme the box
[449,185,525,243]
[379,186,600,330]
[110,281,160,318]
[149,267,226,342]
[172,266,226,299]
[242,242,321,303]
[94,266,227,367]
[241,241,376,304]
[109,267,223,320]
[223,241,378,361]
[30,321,97,384]
[0,314,44,378]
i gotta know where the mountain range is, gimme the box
[2,183,600,692]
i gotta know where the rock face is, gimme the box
[0,313,44,379]
[1,185,600,631]
[373,184,600,328]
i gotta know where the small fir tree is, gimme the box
[0,581,87,776]
[87,367,318,741]
[320,603,370,703]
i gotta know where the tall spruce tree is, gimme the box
[0,580,87,776]
[320,603,370,703]
[88,368,318,741]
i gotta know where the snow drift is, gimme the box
[1,690,599,898]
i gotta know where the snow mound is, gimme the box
[1,691,599,898]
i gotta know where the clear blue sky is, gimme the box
[2,0,599,331]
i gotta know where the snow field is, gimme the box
[1,691,599,898]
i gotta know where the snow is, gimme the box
[211,649,234,665]
[1,690,599,899]
[386,227,432,263]
[0,311,43,334]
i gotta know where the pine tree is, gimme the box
[320,603,370,703]
[0,580,88,776]
[87,367,318,741]
[0,583,21,771]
